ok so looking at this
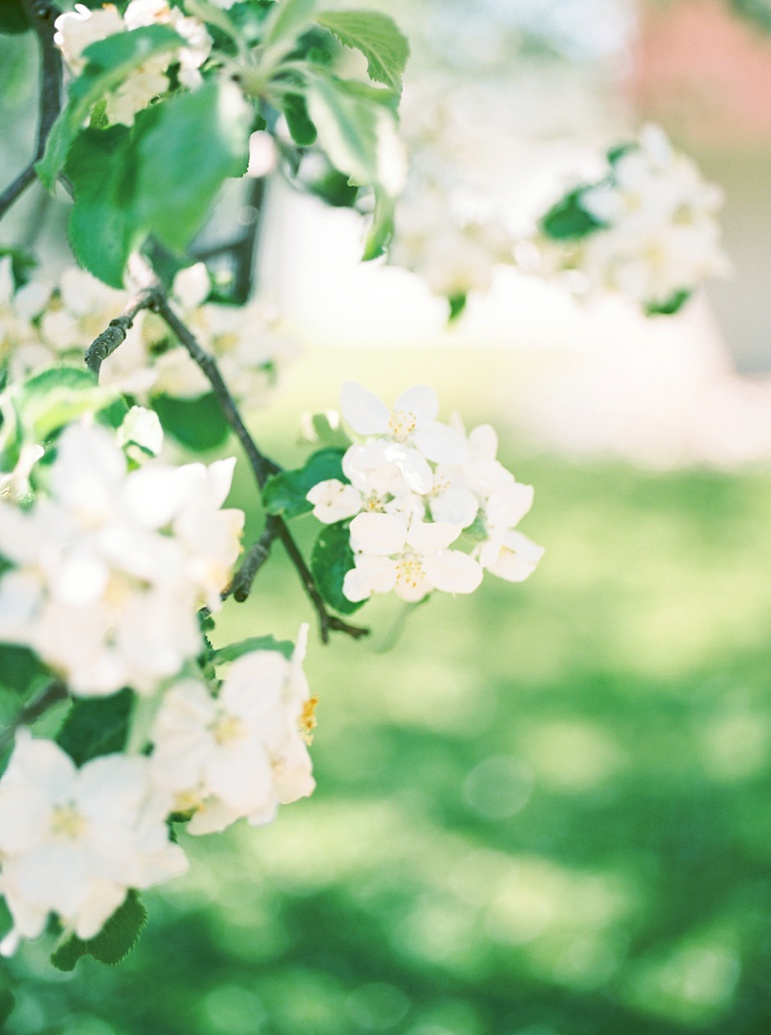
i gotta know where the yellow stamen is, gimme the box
[299,695,319,744]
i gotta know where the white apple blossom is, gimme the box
[539,124,729,312]
[340,382,468,493]
[344,513,482,603]
[124,0,212,90]
[149,629,316,834]
[54,4,126,74]
[0,731,187,955]
[0,422,244,696]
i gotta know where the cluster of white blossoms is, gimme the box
[0,259,297,409]
[0,731,188,956]
[149,628,315,834]
[539,124,729,312]
[0,420,244,695]
[54,2,212,125]
[306,382,544,603]
[0,416,318,953]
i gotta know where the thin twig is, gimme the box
[0,0,62,223]
[223,521,278,602]
[85,286,160,375]
[0,679,69,754]
[151,293,368,643]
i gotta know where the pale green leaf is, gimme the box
[316,10,409,92]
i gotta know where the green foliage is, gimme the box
[0,0,28,35]
[212,635,294,663]
[362,185,395,260]
[540,186,606,240]
[311,520,364,615]
[728,0,771,32]
[0,645,48,698]
[150,392,230,451]
[261,0,316,50]
[310,412,351,448]
[646,289,692,317]
[51,891,147,971]
[262,447,346,518]
[56,690,134,766]
[448,292,467,322]
[316,10,409,93]
[37,25,184,190]
[14,366,120,442]
[0,247,36,288]
[131,81,251,254]
[282,90,318,146]
[65,126,137,288]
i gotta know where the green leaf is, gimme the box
[540,187,606,241]
[51,890,147,971]
[151,391,230,452]
[645,289,691,317]
[213,635,294,664]
[0,644,48,697]
[16,365,119,441]
[0,247,36,288]
[448,292,467,322]
[310,412,351,448]
[261,0,316,49]
[316,10,409,92]
[131,80,250,254]
[282,91,317,146]
[0,0,28,34]
[262,447,346,518]
[363,184,395,260]
[65,126,137,289]
[306,71,380,187]
[36,25,184,190]
[311,520,364,615]
[56,690,134,767]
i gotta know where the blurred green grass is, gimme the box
[5,350,771,1035]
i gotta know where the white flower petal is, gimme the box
[349,512,408,556]
[422,550,483,595]
[340,381,390,435]
[394,385,438,425]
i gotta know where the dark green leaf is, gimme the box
[151,391,230,451]
[213,635,294,664]
[0,247,36,287]
[131,80,250,254]
[304,166,359,208]
[56,690,134,766]
[540,187,606,241]
[65,126,137,289]
[311,521,365,615]
[645,289,691,317]
[448,292,467,322]
[311,412,351,448]
[282,91,317,146]
[36,25,184,189]
[607,142,635,165]
[0,0,28,34]
[316,10,409,92]
[0,644,48,697]
[262,447,346,518]
[51,890,147,971]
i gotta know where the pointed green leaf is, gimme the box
[540,186,606,241]
[261,0,316,49]
[51,890,147,971]
[316,10,409,92]
[263,447,346,518]
[311,521,365,615]
[131,80,251,254]
[363,185,395,260]
[36,25,183,189]
[213,635,294,664]
[65,126,137,289]
[282,91,317,146]
[56,690,134,766]
[645,289,691,317]
[151,392,230,452]
[306,72,380,187]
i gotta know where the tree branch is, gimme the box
[83,272,368,643]
[0,1,62,223]
[0,679,69,754]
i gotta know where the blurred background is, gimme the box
[4,0,771,1033]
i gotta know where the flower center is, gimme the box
[51,802,87,841]
[299,695,319,745]
[212,713,247,746]
[395,553,425,590]
[388,410,417,442]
